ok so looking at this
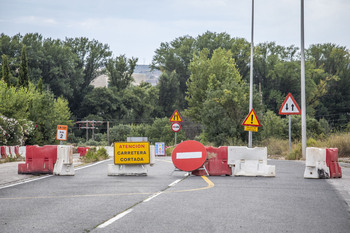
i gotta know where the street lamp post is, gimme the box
[300,0,307,159]
[248,0,254,148]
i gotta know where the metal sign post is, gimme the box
[170,110,182,146]
[279,93,301,154]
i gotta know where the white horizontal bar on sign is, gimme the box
[176,152,202,159]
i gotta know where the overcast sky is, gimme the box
[1,0,349,64]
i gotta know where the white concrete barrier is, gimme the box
[227,146,275,177]
[108,145,156,176]
[304,147,329,179]
[53,145,75,176]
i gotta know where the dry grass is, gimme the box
[261,133,350,160]
[321,133,350,157]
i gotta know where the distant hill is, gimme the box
[90,65,162,88]
[133,65,162,86]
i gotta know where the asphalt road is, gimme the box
[1,158,349,233]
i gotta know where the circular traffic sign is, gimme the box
[171,122,181,132]
[172,140,207,171]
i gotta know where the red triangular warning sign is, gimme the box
[279,93,301,115]
[242,109,261,127]
[169,110,183,122]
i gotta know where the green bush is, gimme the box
[82,147,108,163]
[166,146,175,156]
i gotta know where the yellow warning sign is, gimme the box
[169,110,183,122]
[244,126,258,132]
[114,142,150,165]
[242,109,261,127]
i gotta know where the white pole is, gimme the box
[248,0,254,148]
[300,0,307,159]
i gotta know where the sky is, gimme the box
[1,0,350,64]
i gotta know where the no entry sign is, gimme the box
[172,140,207,171]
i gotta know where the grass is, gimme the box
[261,133,350,160]
[82,147,109,163]
[0,154,24,164]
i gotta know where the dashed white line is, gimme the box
[168,179,182,187]
[75,159,112,171]
[0,159,111,190]
[143,191,163,202]
[0,175,53,190]
[97,209,134,228]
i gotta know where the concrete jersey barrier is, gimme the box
[304,147,342,179]
[227,146,275,177]
[53,145,75,176]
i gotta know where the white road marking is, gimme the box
[97,209,134,228]
[75,159,112,170]
[0,159,111,190]
[168,179,182,187]
[143,191,163,202]
[0,175,53,190]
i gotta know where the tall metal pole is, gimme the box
[248,0,254,148]
[86,121,88,142]
[289,115,292,153]
[300,0,307,159]
[107,121,110,146]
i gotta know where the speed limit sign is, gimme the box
[171,122,181,132]
[56,125,68,141]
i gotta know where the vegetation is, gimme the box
[1,31,350,159]
[82,147,109,163]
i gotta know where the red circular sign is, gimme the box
[172,140,207,171]
[171,122,181,132]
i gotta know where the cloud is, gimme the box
[11,16,58,26]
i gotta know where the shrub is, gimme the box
[260,138,289,157]
[325,133,350,157]
[166,146,175,156]
[82,147,108,163]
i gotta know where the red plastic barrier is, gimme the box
[14,146,19,155]
[1,146,20,158]
[0,146,6,159]
[77,147,90,156]
[18,145,58,174]
[326,148,342,178]
[192,146,232,176]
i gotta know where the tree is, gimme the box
[37,77,43,93]
[80,87,123,120]
[18,46,29,88]
[157,71,181,117]
[1,54,10,87]
[186,48,249,146]
[106,55,138,90]
[64,37,112,117]
[307,43,350,129]
[152,31,251,110]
